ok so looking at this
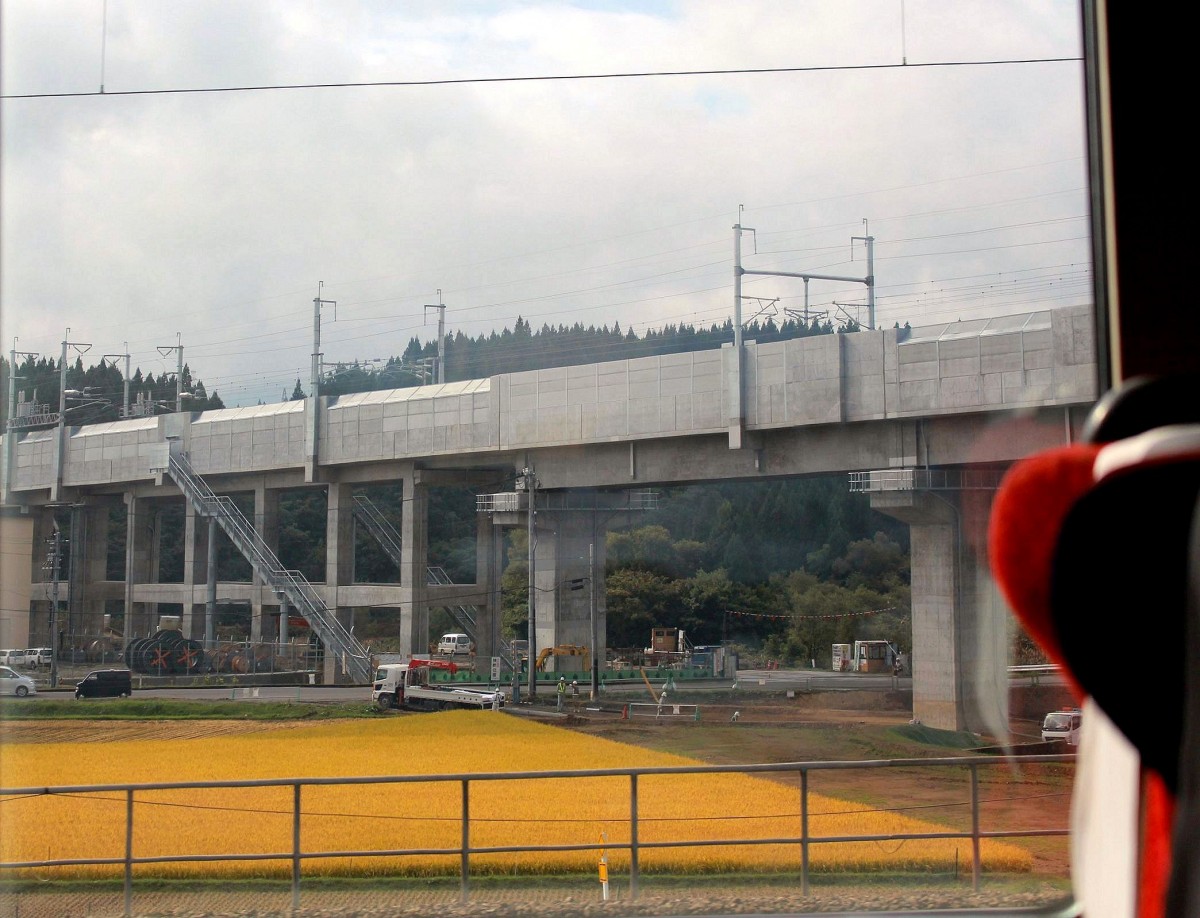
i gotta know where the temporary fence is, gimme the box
[621,701,701,722]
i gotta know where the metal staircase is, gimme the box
[425,564,479,636]
[352,494,515,669]
[166,452,373,682]
[351,494,403,565]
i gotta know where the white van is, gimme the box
[1041,709,1083,745]
[437,633,472,655]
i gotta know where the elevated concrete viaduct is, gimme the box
[0,306,1097,729]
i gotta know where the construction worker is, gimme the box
[570,678,579,710]
[556,675,567,712]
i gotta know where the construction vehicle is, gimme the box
[372,658,504,711]
[533,644,590,672]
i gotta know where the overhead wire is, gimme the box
[1,57,1081,101]
[4,51,1091,405]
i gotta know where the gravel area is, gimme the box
[0,885,1074,917]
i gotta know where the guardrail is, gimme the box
[0,754,1073,917]
[1007,664,1061,685]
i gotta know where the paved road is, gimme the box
[11,665,1061,705]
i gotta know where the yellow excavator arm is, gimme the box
[534,644,591,671]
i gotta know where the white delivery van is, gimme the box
[437,633,472,655]
[1041,709,1083,745]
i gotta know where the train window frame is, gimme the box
[0,3,1191,916]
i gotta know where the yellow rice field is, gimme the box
[0,712,1031,878]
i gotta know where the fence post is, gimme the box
[461,779,471,903]
[629,773,639,900]
[970,763,981,891]
[800,769,809,897]
[292,783,302,913]
[124,789,134,918]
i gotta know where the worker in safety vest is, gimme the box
[556,676,566,711]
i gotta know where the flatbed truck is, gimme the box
[372,658,505,711]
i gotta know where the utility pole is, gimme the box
[424,290,446,385]
[48,521,65,688]
[156,333,186,412]
[102,345,132,418]
[311,282,337,397]
[589,541,599,700]
[4,340,39,503]
[520,467,538,700]
[730,218,751,450]
[306,283,337,482]
[736,224,876,338]
[53,330,92,502]
[852,230,876,331]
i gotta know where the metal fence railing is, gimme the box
[848,468,1008,493]
[0,754,1073,917]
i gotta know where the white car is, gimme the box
[0,665,37,697]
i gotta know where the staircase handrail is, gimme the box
[166,452,372,681]
[351,494,514,670]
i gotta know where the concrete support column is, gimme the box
[872,489,1006,734]
[474,510,499,660]
[123,494,155,646]
[205,517,217,649]
[68,503,110,647]
[182,503,210,640]
[321,482,357,683]
[398,469,428,659]
[278,593,289,645]
[252,484,282,643]
[325,482,355,592]
[0,511,35,650]
[532,510,607,673]
[147,505,163,588]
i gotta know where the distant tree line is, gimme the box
[0,355,224,427]
[1,314,850,422]
[315,314,843,397]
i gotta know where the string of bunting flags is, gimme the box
[727,606,898,621]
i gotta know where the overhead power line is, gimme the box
[2,57,1081,101]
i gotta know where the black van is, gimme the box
[75,669,133,699]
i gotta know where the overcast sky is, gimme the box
[1,1,1088,408]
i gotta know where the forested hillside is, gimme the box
[500,478,911,668]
